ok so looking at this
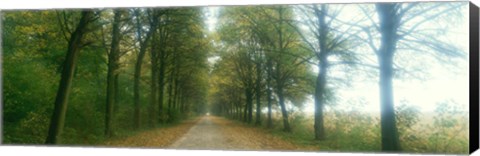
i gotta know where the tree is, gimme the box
[4,6,210,145]
[3,10,67,144]
[216,6,312,132]
[260,6,307,132]
[104,9,122,138]
[45,10,96,144]
[374,4,402,151]
[132,8,158,129]
[293,4,360,140]
[254,51,263,126]
[357,2,466,151]
[217,7,261,123]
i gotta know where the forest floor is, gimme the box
[101,117,200,148]
[102,115,319,151]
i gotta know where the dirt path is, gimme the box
[167,115,313,151]
[102,118,200,148]
[167,115,231,150]
[103,115,317,151]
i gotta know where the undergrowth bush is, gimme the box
[282,99,468,154]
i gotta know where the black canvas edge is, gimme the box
[470,1,480,154]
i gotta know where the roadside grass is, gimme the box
[229,102,469,154]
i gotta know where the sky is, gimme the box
[311,3,470,114]
[203,2,470,115]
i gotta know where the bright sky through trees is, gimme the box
[314,3,469,114]
[205,3,469,114]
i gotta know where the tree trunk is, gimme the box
[173,84,178,110]
[45,11,93,144]
[277,85,291,132]
[246,87,254,123]
[231,102,235,118]
[158,49,166,123]
[167,74,174,112]
[149,33,158,128]
[114,74,120,110]
[179,92,185,113]
[243,100,248,122]
[133,48,146,129]
[376,3,401,152]
[266,86,273,128]
[237,102,241,120]
[177,89,183,113]
[314,63,327,140]
[313,4,327,140]
[105,10,121,137]
[255,62,262,126]
[274,7,290,132]
[266,59,273,128]
[133,10,156,130]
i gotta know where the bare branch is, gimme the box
[55,10,70,42]
[398,3,464,40]
[329,61,379,69]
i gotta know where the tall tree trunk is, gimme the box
[314,63,327,140]
[266,59,273,128]
[158,49,166,123]
[105,10,122,137]
[230,102,235,118]
[173,86,177,110]
[167,73,174,112]
[149,33,158,128]
[376,3,401,152]
[255,62,262,126]
[114,74,120,110]
[236,102,241,120]
[277,84,291,132]
[166,64,175,122]
[177,89,183,113]
[173,47,181,112]
[246,87,254,123]
[133,48,146,129]
[313,4,327,140]
[45,11,93,144]
[239,102,242,120]
[133,9,157,130]
[243,100,248,122]
[179,92,185,113]
[274,6,290,132]
[172,58,180,111]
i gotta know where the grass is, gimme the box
[232,106,469,154]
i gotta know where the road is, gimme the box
[104,115,310,151]
[168,115,235,150]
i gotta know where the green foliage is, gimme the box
[4,108,51,144]
[395,100,421,147]
[268,98,468,154]
[271,106,381,152]
[2,43,58,144]
[398,100,468,154]
[320,100,381,151]
[3,7,210,145]
[167,109,182,124]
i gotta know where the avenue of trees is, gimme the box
[2,1,469,154]
[3,8,210,144]
[209,2,468,154]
